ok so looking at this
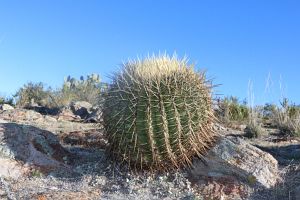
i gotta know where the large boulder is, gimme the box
[85,106,102,123]
[0,121,71,179]
[0,104,14,111]
[70,101,93,119]
[190,136,279,189]
[0,109,43,122]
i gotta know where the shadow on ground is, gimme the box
[255,144,300,166]
[248,144,300,200]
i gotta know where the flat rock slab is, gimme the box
[0,122,71,179]
[190,136,279,189]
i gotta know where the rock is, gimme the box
[25,105,60,116]
[0,104,14,111]
[70,101,93,119]
[238,124,247,131]
[0,109,43,122]
[60,129,107,148]
[190,136,279,189]
[0,177,16,200]
[0,121,71,179]
[44,115,58,123]
[0,109,97,138]
[29,99,39,107]
[230,124,247,131]
[30,189,101,200]
[85,106,102,123]
[57,108,81,122]
[0,158,27,180]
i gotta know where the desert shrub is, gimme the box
[14,82,53,108]
[55,74,102,106]
[216,96,249,124]
[103,55,216,171]
[245,120,265,138]
[244,106,266,138]
[271,98,300,137]
[262,103,277,123]
[14,74,104,109]
[0,96,14,106]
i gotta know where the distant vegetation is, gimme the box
[0,96,14,106]
[271,98,300,137]
[14,82,53,108]
[12,73,103,109]
[52,73,103,107]
[216,96,249,124]
[216,96,300,138]
[1,69,299,142]
[0,53,299,178]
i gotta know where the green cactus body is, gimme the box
[103,55,216,170]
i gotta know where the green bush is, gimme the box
[263,103,277,119]
[103,55,216,171]
[244,105,266,138]
[14,82,53,108]
[216,96,249,124]
[14,74,103,109]
[245,121,265,138]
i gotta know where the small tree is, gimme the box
[14,82,52,108]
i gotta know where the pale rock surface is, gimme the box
[0,121,70,180]
[190,136,279,189]
[0,109,43,122]
[0,104,14,111]
[57,108,81,122]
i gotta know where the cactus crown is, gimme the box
[103,54,216,171]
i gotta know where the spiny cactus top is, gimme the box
[103,55,216,171]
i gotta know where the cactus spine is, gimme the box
[103,55,216,171]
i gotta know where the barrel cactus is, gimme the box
[103,55,216,171]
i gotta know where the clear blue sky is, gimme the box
[0,0,299,105]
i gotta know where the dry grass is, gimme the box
[271,99,300,137]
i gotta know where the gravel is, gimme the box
[0,145,204,200]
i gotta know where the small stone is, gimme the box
[0,189,6,196]
[49,186,58,190]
